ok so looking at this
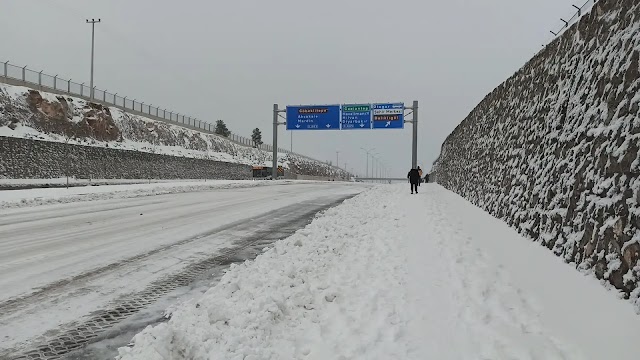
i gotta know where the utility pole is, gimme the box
[86,18,101,99]
[336,151,340,170]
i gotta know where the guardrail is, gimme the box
[547,0,597,42]
[0,60,283,151]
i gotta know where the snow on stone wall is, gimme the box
[432,0,640,307]
[0,84,349,179]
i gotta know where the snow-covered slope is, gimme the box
[433,0,640,305]
[0,84,347,178]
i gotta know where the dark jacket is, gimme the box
[407,168,420,184]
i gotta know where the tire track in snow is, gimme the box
[2,195,356,360]
[0,194,280,314]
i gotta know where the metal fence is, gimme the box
[0,60,340,170]
[548,0,597,40]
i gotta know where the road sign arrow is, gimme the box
[385,121,391,127]
[296,124,301,128]
[360,123,365,128]
[326,124,331,128]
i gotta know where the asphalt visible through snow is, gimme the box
[0,183,363,360]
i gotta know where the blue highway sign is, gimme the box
[341,104,372,130]
[286,105,340,130]
[372,103,404,129]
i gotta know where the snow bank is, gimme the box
[116,184,640,360]
[0,180,293,209]
[0,178,205,188]
[118,186,408,360]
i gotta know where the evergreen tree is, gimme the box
[251,128,263,147]
[215,120,231,137]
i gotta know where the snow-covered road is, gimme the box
[0,182,364,359]
[117,184,640,360]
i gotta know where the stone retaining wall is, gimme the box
[0,137,251,180]
[432,0,640,307]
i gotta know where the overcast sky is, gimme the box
[1,0,582,176]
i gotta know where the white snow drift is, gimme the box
[0,180,291,209]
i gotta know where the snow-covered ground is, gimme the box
[117,184,640,360]
[0,178,209,187]
[0,180,295,208]
[0,182,365,356]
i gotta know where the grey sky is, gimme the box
[2,0,580,176]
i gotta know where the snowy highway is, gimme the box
[0,182,364,359]
[2,182,640,360]
[116,184,640,360]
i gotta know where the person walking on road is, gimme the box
[417,166,423,186]
[407,167,421,194]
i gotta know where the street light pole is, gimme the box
[366,154,369,178]
[360,147,375,179]
[336,151,340,169]
[372,156,377,182]
[86,18,101,100]
[371,153,382,182]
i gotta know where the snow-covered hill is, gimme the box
[433,0,640,306]
[0,83,348,179]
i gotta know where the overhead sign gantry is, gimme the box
[272,101,418,178]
